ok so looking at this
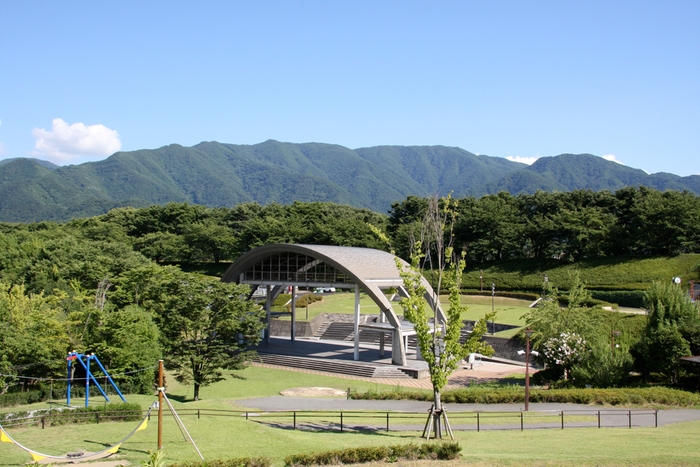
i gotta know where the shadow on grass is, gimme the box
[81,438,150,455]
[492,376,525,387]
[167,394,194,403]
[252,420,404,436]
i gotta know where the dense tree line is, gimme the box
[37,186,700,267]
[0,188,698,395]
[0,221,263,398]
[389,187,700,263]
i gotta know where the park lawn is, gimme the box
[449,296,531,338]
[2,405,699,466]
[286,292,530,327]
[2,366,700,466]
[276,291,400,322]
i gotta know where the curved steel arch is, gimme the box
[222,244,444,366]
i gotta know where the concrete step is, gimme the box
[257,353,377,378]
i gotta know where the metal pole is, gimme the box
[525,332,531,411]
[491,283,495,334]
[158,359,164,451]
[67,355,72,406]
[265,285,271,344]
[353,285,360,361]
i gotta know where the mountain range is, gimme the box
[0,140,698,223]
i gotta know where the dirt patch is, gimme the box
[280,387,347,397]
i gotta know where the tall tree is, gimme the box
[153,272,265,400]
[633,281,699,384]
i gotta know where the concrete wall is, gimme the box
[483,335,528,363]
[270,314,325,338]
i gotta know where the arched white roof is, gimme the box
[221,244,445,329]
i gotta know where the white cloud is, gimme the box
[32,118,121,164]
[602,154,623,165]
[506,155,540,165]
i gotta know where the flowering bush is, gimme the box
[543,332,587,380]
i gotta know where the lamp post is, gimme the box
[524,328,534,411]
[491,283,495,335]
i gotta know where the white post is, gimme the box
[291,285,297,342]
[379,309,386,357]
[354,284,360,361]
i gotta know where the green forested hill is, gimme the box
[0,140,697,222]
[488,154,695,194]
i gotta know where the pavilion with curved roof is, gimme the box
[221,244,444,366]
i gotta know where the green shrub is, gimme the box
[1,402,143,427]
[272,293,322,311]
[284,442,461,466]
[0,390,44,407]
[170,457,271,467]
[590,290,646,308]
[295,294,322,308]
[351,386,700,407]
[274,294,292,306]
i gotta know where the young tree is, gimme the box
[523,274,604,382]
[396,195,493,439]
[153,273,265,400]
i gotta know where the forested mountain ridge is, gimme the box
[0,140,697,222]
[488,154,698,194]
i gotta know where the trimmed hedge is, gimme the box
[285,442,461,466]
[0,390,46,408]
[170,458,271,467]
[0,378,151,408]
[0,402,143,427]
[351,386,700,407]
[590,290,647,308]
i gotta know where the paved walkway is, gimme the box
[237,396,700,429]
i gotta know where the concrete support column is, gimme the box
[392,329,407,366]
[265,285,272,344]
[354,285,360,361]
[291,285,297,342]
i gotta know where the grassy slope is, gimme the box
[461,254,700,291]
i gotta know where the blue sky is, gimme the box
[1,1,698,175]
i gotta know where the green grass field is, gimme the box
[2,366,700,466]
[279,292,531,338]
[460,254,700,292]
